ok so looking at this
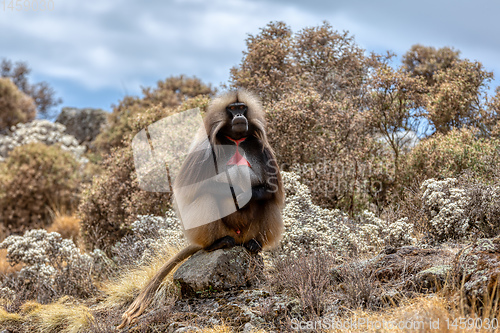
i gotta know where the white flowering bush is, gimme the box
[0,229,111,303]
[357,211,415,250]
[421,178,470,241]
[464,181,500,238]
[108,172,416,264]
[421,177,500,242]
[111,211,186,266]
[0,120,87,163]
[280,172,414,257]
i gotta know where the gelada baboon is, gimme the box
[118,89,284,328]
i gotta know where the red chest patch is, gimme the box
[226,136,251,167]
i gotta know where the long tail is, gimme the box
[118,244,202,329]
[144,244,202,291]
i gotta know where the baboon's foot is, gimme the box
[205,236,236,252]
[243,239,262,254]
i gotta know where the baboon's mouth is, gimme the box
[232,120,248,133]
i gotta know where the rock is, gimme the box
[173,246,264,296]
[452,237,500,305]
[415,265,451,292]
[56,107,108,144]
[243,322,256,333]
[330,246,456,296]
[370,246,453,283]
[61,134,78,147]
[165,289,292,331]
[173,326,200,333]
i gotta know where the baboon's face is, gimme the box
[225,102,248,137]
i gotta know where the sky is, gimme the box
[1,0,499,113]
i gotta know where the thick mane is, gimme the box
[204,89,269,148]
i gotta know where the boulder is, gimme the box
[330,246,455,294]
[56,107,108,144]
[173,246,264,296]
[415,265,451,292]
[452,237,500,304]
[371,246,453,284]
[173,327,200,333]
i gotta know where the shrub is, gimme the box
[0,143,80,234]
[81,170,414,262]
[0,120,87,163]
[421,176,500,242]
[270,251,334,318]
[0,229,111,304]
[110,212,185,266]
[402,127,500,186]
[394,128,500,226]
[279,172,414,257]
[463,177,500,238]
[79,94,211,253]
[420,178,469,242]
[94,76,214,153]
[334,262,381,310]
[268,90,388,212]
[0,77,36,131]
[78,146,171,253]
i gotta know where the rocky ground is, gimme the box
[81,238,499,333]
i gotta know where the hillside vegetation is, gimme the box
[1,22,500,332]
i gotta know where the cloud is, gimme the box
[0,0,498,110]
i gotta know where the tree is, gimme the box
[230,21,396,212]
[229,21,295,102]
[1,58,62,117]
[402,45,494,135]
[366,64,426,177]
[487,87,500,137]
[402,44,460,86]
[426,59,493,134]
[0,77,36,131]
[230,21,373,105]
[293,22,369,101]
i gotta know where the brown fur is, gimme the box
[119,89,284,328]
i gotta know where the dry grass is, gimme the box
[199,325,267,332]
[0,306,23,326]
[271,251,336,318]
[25,301,94,333]
[47,213,81,245]
[0,299,93,333]
[102,244,183,310]
[321,294,500,333]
